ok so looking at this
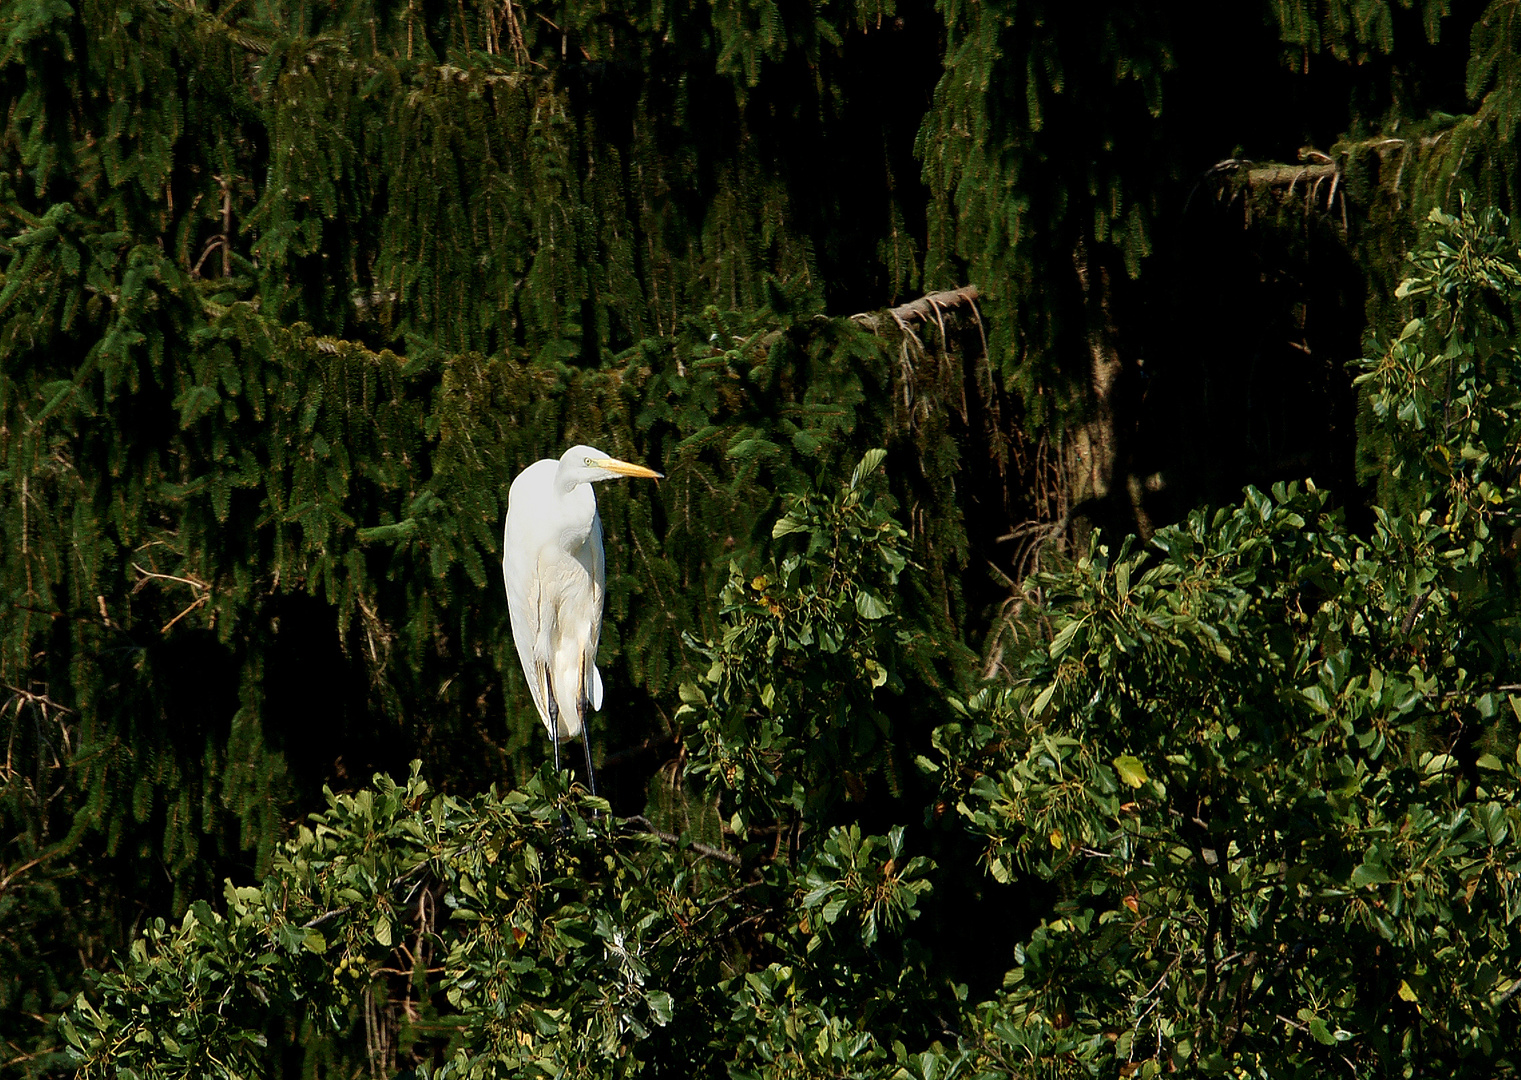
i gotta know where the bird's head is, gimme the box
[558,444,664,486]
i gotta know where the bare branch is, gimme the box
[852,285,981,330]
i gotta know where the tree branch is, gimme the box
[623,816,741,867]
[851,285,981,330]
[1243,163,1337,187]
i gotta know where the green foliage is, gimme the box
[916,0,1521,455]
[67,768,709,1078]
[0,264,973,1069]
[1355,199,1521,537]
[0,0,919,357]
[42,211,1521,1076]
[917,0,1175,419]
[678,448,923,827]
[1271,0,1448,64]
[0,26,959,1072]
[16,0,1521,1070]
[62,457,951,1079]
[932,207,1521,1076]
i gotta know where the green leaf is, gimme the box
[646,990,674,1025]
[856,589,890,620]
[1425,753,1456,775]
[1351,862,1392,887]
[850,448,888,489]
[1112,755,1148,789]
[1048,618,1082,659]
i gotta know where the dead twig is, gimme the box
[160,596,209,635]
[131,563,209,595]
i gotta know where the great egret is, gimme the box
[502,445,663,796]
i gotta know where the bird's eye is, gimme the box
[584,457,593,467]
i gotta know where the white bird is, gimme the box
[502,445,663,793]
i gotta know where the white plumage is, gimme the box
[502,445,662,783]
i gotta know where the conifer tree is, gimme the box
[6,0,1521,1074]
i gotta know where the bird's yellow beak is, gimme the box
[591,457,664,480]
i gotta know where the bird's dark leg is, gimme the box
[545,665,563,779]
[578,655,600,808]
[580,730,598,799]
[545,665,569,832]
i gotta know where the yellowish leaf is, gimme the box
[1113,754,1149,789]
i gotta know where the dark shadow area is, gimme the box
[1127,203,1369,531]
[259,593,406,794]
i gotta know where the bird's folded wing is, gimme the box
[586,512,606,713]
[503,542,551,728]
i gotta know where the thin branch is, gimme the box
[160,595,209,635]
[2,684,75,716]
[131,563,209,594]
[301,864,430,929]
[0,853,56,893]
[623,816,741,867]
[302,905,353,930]
[1399,590,1430,636]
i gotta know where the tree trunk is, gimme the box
[1062,240,1123,546]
